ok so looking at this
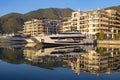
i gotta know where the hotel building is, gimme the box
[23,18,61,36]
[62,8,120,39]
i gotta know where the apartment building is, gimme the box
[62,8,120,39]
[23,18,61,36]
[62,17,73,32]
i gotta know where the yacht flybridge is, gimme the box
[26,31,95,45]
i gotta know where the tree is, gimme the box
[96,47,104,56]
[2,18,24,33]
[96,31,105,40]
[115,34,120,40]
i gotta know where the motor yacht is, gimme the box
[26,31,95,45]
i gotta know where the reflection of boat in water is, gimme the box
[23,45,94,62]
[24,45,94,55]
[26,31,95,45]
[23,45,93,69]
[0,44,25,49]
[25,43,37,47]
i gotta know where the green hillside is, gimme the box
[1,5,120,34]
[105,5,120,12]
[0,8,73,34]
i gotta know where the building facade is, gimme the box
[62,18,73,32]
[23,18,61,36]
[62,8,120,39]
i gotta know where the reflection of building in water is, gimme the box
[23,45,120,75]
[69,47,120,75]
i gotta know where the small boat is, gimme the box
[0,35,27,43]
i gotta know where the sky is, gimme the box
[0,0,120,16]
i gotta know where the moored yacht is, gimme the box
[26,31,95,45]
[0,34,27,43]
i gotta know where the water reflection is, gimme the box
[23,44,120,76]
[0,44,24,64]
[23,44,93,69]
[0,43,120,77]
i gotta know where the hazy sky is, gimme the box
[0,0,120,16]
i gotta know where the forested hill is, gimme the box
[105,5,120,12]
[0,8,74,33]
[0,5,120,34]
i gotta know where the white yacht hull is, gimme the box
[40,37,94,45]
[43,41,94,45]
[25,32,95,45]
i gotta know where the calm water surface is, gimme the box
[0,44,120,80]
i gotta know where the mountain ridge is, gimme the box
[0,8,74,33]
[0,5,120,34]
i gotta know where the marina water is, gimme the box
[0,44,119,80]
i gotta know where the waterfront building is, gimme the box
[62,8,120,39]
[62,17,73,32]
[23,18,61,36]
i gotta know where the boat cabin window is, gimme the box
[50,36,86,39]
